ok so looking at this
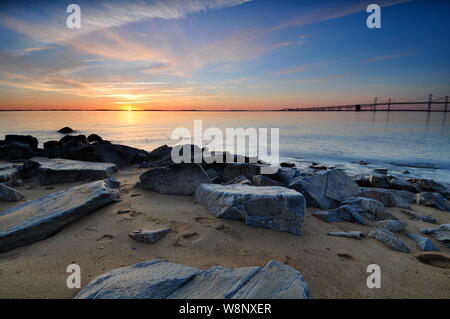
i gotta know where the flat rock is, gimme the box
[289,169,359,210]
[420,224,450,247]
[76,259,311,299]
[415,192,450,212]
[139,163,210,196]
[399,209,437,224]
[313,205,366,225]
[129,228,171,244]
[368,229,410,253]
[358,187,415,209]
[27,157,118,185]
[406,233,439,251]
[327,231,364,239]
[195,184,306,235]
[373,220,406,232]
[0,184,24,202]
[0,180,120,253]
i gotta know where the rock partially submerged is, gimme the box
[420,224,450,247]
[406,233,439,251]
[129,228,171,244]
[75,259,311,299]
[0,184,24,202]
[289,169,359,210]
[327,231,364,239]
[0,180,120,253]
[26,157,118,185]
[415,192,450,212]
[139,164,210,196]
[368,229,410,253]
[57,127,75,134]
[195,184,306,235]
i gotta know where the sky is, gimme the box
[0,0,449,110]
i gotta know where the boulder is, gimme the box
[373,220,406,232]
[413,179,450,196]
[252,175,285,187]
[26,157,118,185]
[280,162,296,168]
[57,127,75,134]
[415,192,450,212]
[76,259,311,299]
[289,169,359,210]
[59,135,88,148]
[4,135,38,149]
[389,177,418,193]
[139,164,210,195]
[268,167,302,186]
[43,140,62,150]
[399,209,437,224]
[222,163,268,182]
[420,224,450,247]
[129,228,171,244]
[341,197,385,217]
[368,174,390,188]
[0,180,121,253]
[358,188,415,209]
[87,134,103,143]
[223,175,252,185]
[195,184,306,235]
[368,229,410,253]
[327,231,364,239]
[0,184,24,202]
[0,163,23,184]
[406,233,439,251]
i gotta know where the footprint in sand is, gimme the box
[182,232,200,241]
[337,253,353,260]
[416,253,450,269]
[194,217,216,225]
[214,224,231,233]
[96,234,114,242]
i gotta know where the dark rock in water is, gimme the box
[268,167,302,186]
[341,197,385,216]
[309,164,334,170]
[26,157,118,185]
[59,135,88,149]
[222,163,269,182]
[327,231,364,239]
[139,163,210,195]
[223,175,252,185]
[373,220,406,232]
[358,187,415,209]
[420,224,450,247]
[403,170,410,174]
[368,229,410,253]
[87,134,103,143]
[373,168,388,175]
[0,180,121,253]
[406,233,439,251]
[289,169,359,210]
[252,175,285,187]
[389,177,419,193]
[75,259,311,299]
[195,184,306,235]
[399,209,437,224]
[57,127,75,134]
[280,162,296,168]
[416,192,450,212]
[43,140,62,150]
[352,160,369,165]
[0,183,24,202]
[412,179,450,197]
[368,174,391,188]
[5,135,38,149]
[145,144,173,167]
[129,228,171,244]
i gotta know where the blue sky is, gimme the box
[0,0,448,110]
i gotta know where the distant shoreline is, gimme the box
[0,109,444,112]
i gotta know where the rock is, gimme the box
[373,220,406,232]
[420,224,450,247]
[403,170,410,174]
[373,168,388,175]
[406,233,439,251]
[415,192,450,212]
[353,160,369,165]
[252,175,285,187]
[368,229,410,253]
[280,162,296,168]
[0,163,23,184]
[26,157,118,185]
[0,184,24,202]
[4,135,38,149]
[313,205,366,225]
[341,197,385,216]
[205,168,221,183]
[0,180,121,253]
[87,134,103,143]
[268,167,302,186]
[358,188,415,209]
[43,140,62,150]
[327,231,364,239]
[222,163,268,182]
[413,179,450,196]
[57,127,75,134]
[223,175,252,185]
[195,184,306,235]
[139,163,210,196]
[104,177,120,189]
[389,177,418,193]
[129,228,171,244]
[75,259,311,299]
[289,169,359,210]
[399,209,437,224]
[368,174,391,188]
[59,135,88,148]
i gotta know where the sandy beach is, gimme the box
[1,166,449,299]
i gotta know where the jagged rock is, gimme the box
[0,184,24,202]
[222,163,268,182]
[205,168,221,183]
[75,259,311,299]
[223,175,251,185]
[313,205,366,225]
[420,224,450,247]
[327,231,364,239]
[195,184,306,235]
[0,163,23,184]
[358,188,415,209]
[0,180,121,253]
[368,174,390,188]
[139,163,210,196]
[59,135,88,148]
[373,220,406,232]
[413,179,450,196]
[104,177,120,189]
[406,233,439,251]
[252,175,285,187]
[4,135,38,149]
[26,157,118,185]
[341,197,385,217]
[368,229,410,253]
[43,140,62,150]
[415,192,450,212]
[57,127,75,134]
[268,167,302,186]
[399,209,437,224]
[129,228,171,244]
[389,177,418,193]
[289,169,359,210]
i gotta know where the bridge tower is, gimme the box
[427,94,432,112]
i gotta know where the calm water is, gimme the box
[1,111,450,183]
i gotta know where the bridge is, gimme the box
[282,94,449,112]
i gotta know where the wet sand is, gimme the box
[0,167,449,299]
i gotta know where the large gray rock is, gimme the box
[0,183,24,202]
[139,163,210,196]
[406,233,439,251]
[195,184,306,235]
[313,205,366,225]
[389,177,418,193]
[289,169,359,210]
[368,229,410,253]
[413,179,450,197]
[0,180,120,253]
[27,157,118,185]
[341,197,385,219]
[358,188,415,209]
[415,192,450,212]
[76,259,311,299]
[420,224,450,247]
[222,163,269,182]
